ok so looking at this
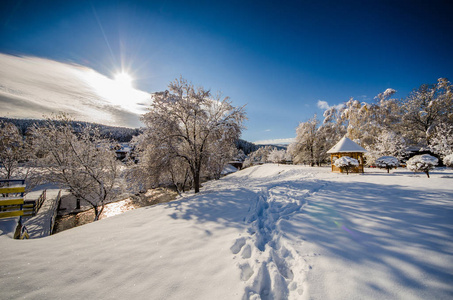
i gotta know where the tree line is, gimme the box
[287,78,453,166]
[0,117,141,143]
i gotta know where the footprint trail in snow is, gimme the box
[231,182,325,300]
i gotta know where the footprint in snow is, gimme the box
[231,237,246,254]
[241,244,252,259]
[239,263,254,281]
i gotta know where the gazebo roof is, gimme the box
[327,137,367,153]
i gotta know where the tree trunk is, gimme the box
[93,204,104,221]
[194,172,200,193]
[425,171,430,178]
[94,206,99,221]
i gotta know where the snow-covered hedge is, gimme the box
[334,156,359,174]
[375,156,399,173]
[406,154,438,178]
[443,153,453,168]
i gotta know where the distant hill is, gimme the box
[0,117,141,143]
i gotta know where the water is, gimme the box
[53,188,177,234]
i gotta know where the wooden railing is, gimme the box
[50,190,61,234]
[0,179,25,219]
[23,190,46,217]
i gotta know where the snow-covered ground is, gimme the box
[1,165,452,299]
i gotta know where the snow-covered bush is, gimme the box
[243,146,274,167]
[375,156,399,173]
[406,154,438,178]
[334,156,359,175]
[268,149,287,164]
[443,153,453,168]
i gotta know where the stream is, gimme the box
[53,188,177,234]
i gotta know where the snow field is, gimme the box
[0,164,452,299]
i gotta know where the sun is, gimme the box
[114,72,133,88]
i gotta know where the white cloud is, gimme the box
[254,138,295,145]
[316,99,345,112]
[317,100,330,110]
[0,53,151,128]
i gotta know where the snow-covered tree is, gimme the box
[204,139,237,180]
[375,156,399,173]
[243,146,274,167]
[131,134,192,196]
[374,88,401,130]
[141,77,246,193]
[30,115,120,220]
[406,154,438,178]
[443,153,453,168]
[428,123,453,159]
[0,121,31,180]
[374,130,407,159]
[268,148,287,164]
[400,78,453,146]
[334,156,359,175]
[290,115,323,166]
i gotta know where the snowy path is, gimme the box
[23,189,61,238]
[231,183,325,299]
[0,165,452,299]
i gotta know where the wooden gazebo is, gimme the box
[327,137,367,173]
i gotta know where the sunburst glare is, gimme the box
[79,69,149,115]
[114,72,133,88]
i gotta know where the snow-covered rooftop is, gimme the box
[327,136,367,153]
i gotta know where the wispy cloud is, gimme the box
[254,138,295,145]
[0,53,151,127]
[317,100,330,110]
[317,99,345,111]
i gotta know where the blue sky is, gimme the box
[1,0,452,143]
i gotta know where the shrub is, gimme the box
[375,156,399,173]
[443,153,453,168]
[334,156,359,175]
[406,154,438,178]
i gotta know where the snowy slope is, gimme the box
[1,165,452,299]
